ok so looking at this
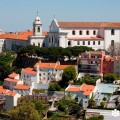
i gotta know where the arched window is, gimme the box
[37,27,40,32]
[93,30,96,35]
[72,30,75,35]
[111,29,115,35]
[79,30,82,35]
[68,41,71,46]
[86,30,89,35]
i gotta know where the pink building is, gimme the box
[103,56,114,74]
[77,51,105,77]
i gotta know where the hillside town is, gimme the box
[0,12,120,120]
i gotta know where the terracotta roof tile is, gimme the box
[0,87,17,96]
[4,78,19,83]
[0,30,48,41]
[58,22,120,28]
[80,84,95,96]
[8,73,18,79]
[55,65,71,70]
[35,62,57,69]
[14,84,30,90]
[22,68,37,74]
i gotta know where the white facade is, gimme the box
[47,19,120,50]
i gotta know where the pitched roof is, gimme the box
[55,65,71,70]
[65,85,81,92]
[14,84,30,90]
[58,22,120,28]
[0,30,48,41]
[80,84,95,96]
[0,87,17,96]
[4,78,19,83]
[35,62,57,69]
[68,36,103,41]
[22,68,37,75]
[65,84,95,96]
[8,73,18,79]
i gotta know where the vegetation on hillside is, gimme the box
[17,45,94,61]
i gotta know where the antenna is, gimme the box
[37,10,39,16]
[54,14,55,19]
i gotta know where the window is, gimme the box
[37,27,40,32]
[52,36,53,43]
[79,30,82,35]
[93,30,96,35]
[43,43,45,47]
[83,41,85,45]
[72,30,75,35]
[68,41,71,46]
[111,29,115,35]
[98,41,100,45]
[86,30,89,35]
[93,41,95,45]
[38,43,40,46]
[88,41,90,45]
[33,43,35,46]
[111,40,114,46]
[77,41,80,45]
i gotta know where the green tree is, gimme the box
[103,73,117,83]
[86,115,104,120]
[60,66,77,88]
[48,83,61,91]
[9,101,40,120]
[100,101,105,108]
[88,93,96,108]
[58,102,67,112]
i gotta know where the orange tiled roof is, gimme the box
[66,85,81,92]
[66,87,81,92]
[80,84,95,96]
[104,56,114,61]
[58,22,120,28]
[22,68,37,74]
[68,36,103,41]
[9,73,18,78]
[55,65,71,70]
[0,87,16,96]
[4,78,19,83]
[5,90,17,96]
[0,30,48,41]
[35,62,57,69]
[14,84,30,90]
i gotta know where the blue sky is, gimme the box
[0,0,120,32]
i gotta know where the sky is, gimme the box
[0,0,120,32]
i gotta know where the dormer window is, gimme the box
[37,27,40,32]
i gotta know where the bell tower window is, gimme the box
[37,27,40,32]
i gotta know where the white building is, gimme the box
[65,84,96,108]
[34,61,73,82]
[0,16,120,51]
[47,19,120,50]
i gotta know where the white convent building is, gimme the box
[47,19,120,50]
[0,15,120,51]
